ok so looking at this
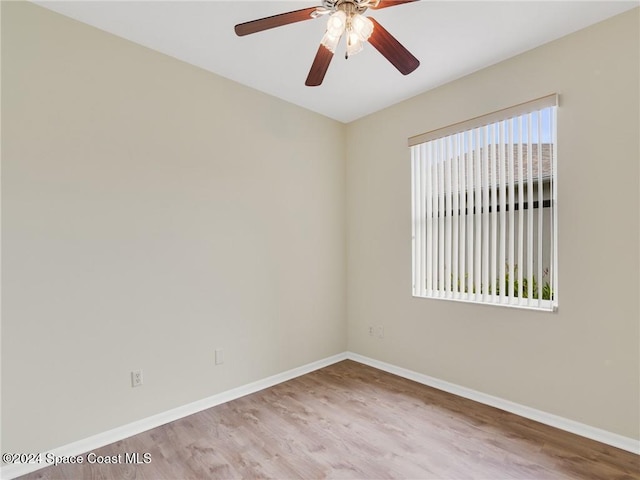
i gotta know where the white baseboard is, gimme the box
[346,351,640,455]
[3,350,637,480]
[0,352,348,480]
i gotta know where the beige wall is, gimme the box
[346,8,639,439]
[1,2,346,453]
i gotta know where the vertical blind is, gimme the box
[409,94,558,311]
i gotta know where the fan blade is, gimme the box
[235,7,318,36]
[305,44,334,86]
[367,18,419,75]
[370,0,419,9]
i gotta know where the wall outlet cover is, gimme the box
[131,370,143,387]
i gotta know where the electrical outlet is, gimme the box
[131,370,143,388]
[375,325,384,338]
[368,326,374,336]
[215,349,224,365]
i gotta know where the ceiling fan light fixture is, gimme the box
[351,13,373,41]
[321,31,342,53]
[234,0,420,86]
[346,31,364,57]
[321,10,347,52]
[326,10,347,37]
[344,13,372,58]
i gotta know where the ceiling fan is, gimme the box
[234,0,420,86]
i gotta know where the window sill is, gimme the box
[412,293,557,312]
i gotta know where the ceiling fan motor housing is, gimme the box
[322,0,379,15]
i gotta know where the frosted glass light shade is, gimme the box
[326,11,346,37]
[351,14,373,41]
[346,31,363,56]
[321,31,341,53]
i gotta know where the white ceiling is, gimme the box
[35,1,638,123]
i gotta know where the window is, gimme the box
[409,95,558,311]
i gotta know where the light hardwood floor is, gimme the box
[19,360,639,479]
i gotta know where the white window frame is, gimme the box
[409,94,558,312]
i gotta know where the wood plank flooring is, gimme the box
[19,360,640,479]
